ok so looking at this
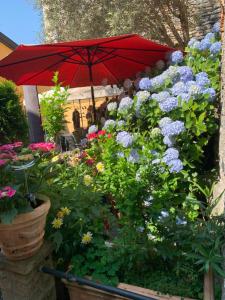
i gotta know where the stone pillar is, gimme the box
[0,242,56,300]
[23,85,45,143]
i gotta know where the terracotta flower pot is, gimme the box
[0,194,50,261]
[64,280,196,300]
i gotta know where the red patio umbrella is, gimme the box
[0,34,174,121]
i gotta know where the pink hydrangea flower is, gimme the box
[28,142,55,152]
[0,151,17,159]
[0,186,16,198]
[0,159,6,166]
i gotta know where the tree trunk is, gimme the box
[204,267,215,300]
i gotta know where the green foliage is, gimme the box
[0,80,28,143]
[39,73,69,141]
[0,143,56,223]
[37,0,191,48]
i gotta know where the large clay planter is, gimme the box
[64,280,196,300]
[0,194,50,261]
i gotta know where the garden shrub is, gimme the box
[47,23,224,299]
[0,80,28,143]
[39,73,69,142]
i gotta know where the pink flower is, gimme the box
[0,142,22,152]
[0,159,6,166]
[0,150,17,159]
[0,144,14,151]
[12,141,23,148]
[28,142,55,152]
[0,186,16,198]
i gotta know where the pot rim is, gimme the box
[0,194,50,227]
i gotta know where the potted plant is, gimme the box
[0,141,55,260]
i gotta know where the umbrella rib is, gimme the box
[18,54,73,85]
[100,60,121,84]
[98,48,151,67]
[92,49,117,65]
[72,48,88,64]
[0,49,74,68]
[58,53,85,65]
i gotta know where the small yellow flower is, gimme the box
[81,232,93,244]
[96,162,105,173]
[52,218,63,229]
[51,155,60,163]
[57,211,64,218]
[60,207,71,216]
[83,175,93,186]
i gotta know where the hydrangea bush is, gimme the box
[47,24,223,298]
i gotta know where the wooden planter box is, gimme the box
[64,280,196,300]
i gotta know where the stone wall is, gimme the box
[189,0,221,38]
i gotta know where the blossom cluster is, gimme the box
[0,186,16,198]
[28,142,55,152]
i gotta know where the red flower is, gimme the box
[79,151,88,159]
[86,159,95,166]
[87,133,98,140]
[107,134,112,138]
[97,130,106,136]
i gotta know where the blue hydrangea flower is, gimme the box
[107,102,117,112]
[171,81,187,96]
[212,22,220,33]
[103,119,116,130]
[159,97,178,112]
[163,148,179,164]
[192,40,201,50]
[205,32,215,41]
[167,159,183,173]
[163,66,179,82]
[88,125,98,134]
[116,131,133,147]
[163,135,175,147]
[118,97,133,114]
[210,41,222,54]
[136,91,150,102]
[177,93,191,103]
[186,81,202,96]
[203,88,216,101]
[188,38,197,47]
[117,120,126,129]
[178,66,193,82]
[199,38,212,51]
[195,72,210,87]
[152,91,170,103]
[161,121,185,136]
[159,117,172,129]
[171,51,183,64]
[127,149,140,163]
[139,77,152,90]
[117,151,125,158]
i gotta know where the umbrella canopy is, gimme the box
[0,34,174,120]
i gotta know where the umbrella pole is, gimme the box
[87,50,97,123]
